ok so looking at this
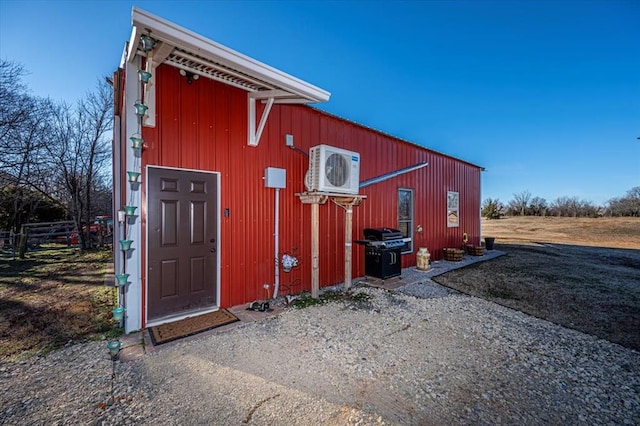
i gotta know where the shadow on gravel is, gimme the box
[432,243,640,352]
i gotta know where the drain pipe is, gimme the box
[265,167,286,300]
[360,162,428,188]
[274,187,280,299]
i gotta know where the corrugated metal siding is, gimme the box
[141,63,481,307]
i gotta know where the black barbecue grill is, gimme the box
[356,227,411,280]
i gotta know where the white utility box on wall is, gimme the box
[265,167,286,188]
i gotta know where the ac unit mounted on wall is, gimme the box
[308,144,360,194]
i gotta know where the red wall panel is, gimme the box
[141,64,482,308]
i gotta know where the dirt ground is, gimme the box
[1,217,638,359]
[0,248,116,360]
[433,216,640,351]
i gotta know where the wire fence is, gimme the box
[0,220,113,258]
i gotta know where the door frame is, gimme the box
[145,165,221,327]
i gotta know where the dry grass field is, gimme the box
[481,216,640,249]
[434,216,640,351]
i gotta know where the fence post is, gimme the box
[18,226,28,259]
[97,225,104,249]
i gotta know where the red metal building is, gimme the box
[114,8,482,333]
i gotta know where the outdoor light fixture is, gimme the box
[179,69,199,84]
[138,70,152,84]
[133,101,148,117]
[140,34,156,52]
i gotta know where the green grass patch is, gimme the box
[0,247,119,360]
[292,290,372,309]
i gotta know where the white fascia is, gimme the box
[127,7,330,146]
[130,7,330,103]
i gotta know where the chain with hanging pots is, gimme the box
[109,32,156,357]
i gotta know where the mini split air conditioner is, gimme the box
[308,144,360,194]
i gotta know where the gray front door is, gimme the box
[147,167,218,321]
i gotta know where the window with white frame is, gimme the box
[398,188,414,253]
[447,191,459,227]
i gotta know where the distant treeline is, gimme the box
[482,187,640,219]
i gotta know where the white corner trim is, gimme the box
[126,25,141,64]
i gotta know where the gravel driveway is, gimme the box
[2,279,639,425]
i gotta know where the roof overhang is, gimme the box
[125,7,329,145]
[126,7,330,104]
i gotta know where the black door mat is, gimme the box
[149,309,239,346]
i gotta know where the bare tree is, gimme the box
[548,196,599,217]
[1,61,114,245]
[46,101,85,244]
[0,60,61,232]
[550,196,578,217]
[507,190,532,216]
[77,81,113,237]
[90,177,113,219]
[0,60,29,143]
[608,187,640,217]
[45,79,113,249]
[528,197,548,216]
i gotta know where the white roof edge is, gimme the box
[131,7,330,103]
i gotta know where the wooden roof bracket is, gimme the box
[248,90,307,146]
[248,92,275,146]
[127,8,330,141]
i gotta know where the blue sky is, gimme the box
[1,0,638,205]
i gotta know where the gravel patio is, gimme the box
[1,252,639,425]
